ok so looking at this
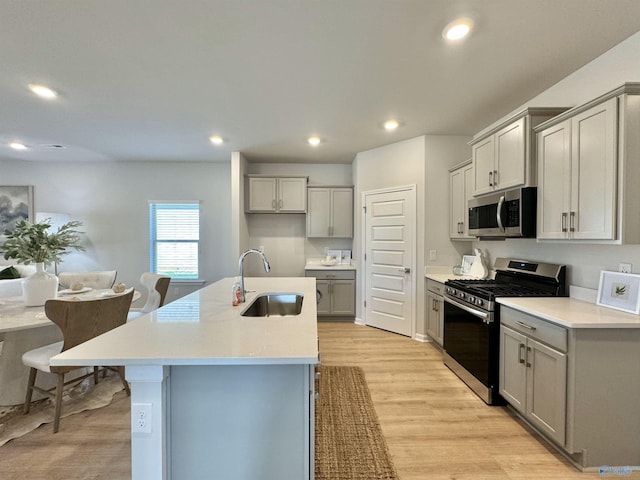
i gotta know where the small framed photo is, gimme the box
[597,271,640,314]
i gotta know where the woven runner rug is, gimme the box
[315,366,398,480]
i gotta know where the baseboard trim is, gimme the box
[414,333,430,342]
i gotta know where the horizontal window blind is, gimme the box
[150,203,200,280]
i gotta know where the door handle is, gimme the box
[272,199,277,209]
[493,170,498,186]
[398,267,411,274]
[561,212,567,232]
[526,346,532,368]
[488,171,493,186]
[279,199,283,209]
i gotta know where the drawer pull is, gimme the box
[515,320,536,331]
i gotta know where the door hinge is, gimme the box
[363,205,367,213]
[364,300,367,308]
[364,253,367,261]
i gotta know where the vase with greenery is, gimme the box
[0,218,85,306]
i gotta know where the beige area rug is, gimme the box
[315,366,398,480]
[0,374,124,446]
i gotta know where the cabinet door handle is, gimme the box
[526,346,532,368]
[435,300,439,313]
[279,199,283,209]
[515,320,536,331]
[518,343,525,364]
[488,171,493,186]
[561,212,567,232]
[570,211,576,232]
[272,199,277,210]
[493,170,498,186]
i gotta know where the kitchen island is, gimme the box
[51,277,319,480]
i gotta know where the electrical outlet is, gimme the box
[619,263,632,274]
[132,403,152,434]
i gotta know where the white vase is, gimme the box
[22,262,59,306]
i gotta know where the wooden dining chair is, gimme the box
[58,270,118,289]
[21,289,134,433]
[127,273,171,321]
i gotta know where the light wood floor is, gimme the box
[0,322,606,479]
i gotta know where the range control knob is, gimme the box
[459,292,466,300]
[476,299,484,307]
[468,295,476,304]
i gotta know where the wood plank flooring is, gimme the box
[0,322,605,479]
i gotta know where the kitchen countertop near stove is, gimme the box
[497,297,640,329]
[425,273,479,283]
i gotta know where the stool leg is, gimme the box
[53,373,65,433]
[23,368,37,414]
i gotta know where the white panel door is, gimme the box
[364,187,415,336]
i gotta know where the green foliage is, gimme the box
[0,219,85,266]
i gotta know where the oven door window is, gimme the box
[443,300,493,388]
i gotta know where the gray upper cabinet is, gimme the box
[449,160,474,240]
[245,176,308,213]
[470,108,568,196]
[306,187,353,238]
[535,83,640,243]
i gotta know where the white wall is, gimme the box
[424,136,473,268]
[353,136,426,336]
[474,30,640,290]
[0,159,233,302]
[242,163,353,277]
[353,135,471,338]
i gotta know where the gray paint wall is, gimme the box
[475,30,640,289]
[0,159,232,302]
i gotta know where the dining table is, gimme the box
[0,288,139,406]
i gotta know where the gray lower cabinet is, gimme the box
[426,279,444,346]
[305,270,355,317]
[499,305,640,469]
[500,321,567,446]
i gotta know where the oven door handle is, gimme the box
[444,296,489,320]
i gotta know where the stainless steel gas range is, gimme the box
[442,258,566,405]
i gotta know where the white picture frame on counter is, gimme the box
[596,271,640,314]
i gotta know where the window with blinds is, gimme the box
[149,202,200,280]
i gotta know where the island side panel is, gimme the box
[169,363,312,480]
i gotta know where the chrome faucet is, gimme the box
[238,249,271,303]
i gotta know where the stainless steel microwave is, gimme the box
[467,187,536,238]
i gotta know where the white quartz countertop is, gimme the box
[51,277,319,367]
[304,259,356,271]
[497,297,640,329]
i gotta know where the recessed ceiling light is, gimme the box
[307,136,321,147]
[209,135,224,145]
[9,142,27,151]
[384,119,400,131]
[443,18,474,41]
[28,83,59,99]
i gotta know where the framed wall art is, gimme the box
[596,270,640,314]
[0,186,34,233]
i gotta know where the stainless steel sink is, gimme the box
[241,293,304,317]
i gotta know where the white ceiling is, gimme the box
[2,0,640,164]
